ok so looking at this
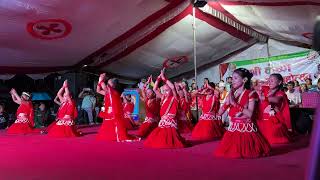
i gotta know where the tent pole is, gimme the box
[192,7,199,121]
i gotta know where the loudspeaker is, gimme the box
[191,0,207,7]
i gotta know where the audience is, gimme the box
[300,83,308,93]
[0,104,8,129]
[310,78,320,92]
[225,76,232,91]
[34,102,49,128]
[286,81,302,107]
[294,80,301,92]
[305,78,314,89]
[78,88,97,125]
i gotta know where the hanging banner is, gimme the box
[220,51,320,84]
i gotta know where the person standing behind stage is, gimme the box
[286,81,302,108]
[78,88,96,125]
[226,76,232,92]
[34,102,49,128]
[0,104,8,129]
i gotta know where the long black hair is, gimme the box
[208,82,216,89]
[233,68,253,90]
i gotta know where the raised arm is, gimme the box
[96,73,107,96]
[57,80,67,103]
[180,83,189,103]
[78,89,85,98]
[161,69,178,99]
[141,75,153,102]
[10,89,22,104]
[121,93,128,104]
[153,75,163,99]
[140,87,147,102]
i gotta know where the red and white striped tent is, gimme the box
[1,0,319,80]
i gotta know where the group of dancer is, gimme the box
[6,67,293,159]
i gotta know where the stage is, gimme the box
[0,125,309,180]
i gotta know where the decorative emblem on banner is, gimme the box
[27,19,72,40]
[163,56,188,68]
[302,32,313,40]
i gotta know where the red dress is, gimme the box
[214,90,271,159]
[144,96,187,148]
[7,101,34,134]
[191,95,224,141]
[96,86,139,142]
[123,102,135,130]
[136,97,160,138]
[177,97,193,133]
[257,89,291,144]
[48,101,81,138]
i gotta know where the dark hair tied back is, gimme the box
[234,68,253,89]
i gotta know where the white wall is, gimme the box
[187,39,309,87]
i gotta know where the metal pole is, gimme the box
[192,7,199,121]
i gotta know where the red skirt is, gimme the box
[191,120,225,141]
[48,120,81,138]
[136,122,158,138]
[96,119,139,142]
[177,119,193,134]
[123,117,135,130]
[257,117,291,144]
[46,121,57,132]
[7,122,34,134]
[144,127,188,149]
[214,131,271,159]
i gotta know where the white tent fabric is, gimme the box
[220,1,320,44]
[1,0,319,80]
[102,14,253,78]
[0,0,168,67]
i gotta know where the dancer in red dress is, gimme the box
[48,80,81,137]
[176,82,193,133]
[122,93,136,130]
[144,69,188,148]
[191,82,224,141]
[257,73,291,144]
[7,89,34,134]
[214,68,270,158]
[96,73,140,142]
[137,76,160,138]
